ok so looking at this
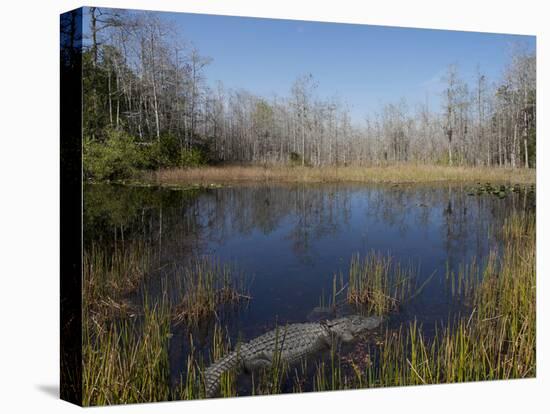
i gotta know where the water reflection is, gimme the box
[84,183,534,279]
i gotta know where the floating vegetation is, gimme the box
[466,182,532,199]
[171,257,251,326]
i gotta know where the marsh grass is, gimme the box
[82,295,172,406]
[175,331,216,401]
[316,274,346,316]
[149,164,535,185]
[251,325,291,396]
[212,324,239,398]
[84,241,151,322]
[445,256,486,300]
[176,333,200,400]
[312,340,348,392]
[347,252,416,315]
[176,324,240,400]
[82,247,252,404]
[171,257,251,325]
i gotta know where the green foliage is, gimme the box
[180,147,207,167]
[252,99,274,139]
[434,151,452,166]
[83,129,143,181]
[139,135,178,170]
[527,128,536,167]
[84,129,210,181]
[289,152,303,166]
[140,135,208,170]
[253,100,274,123]
[288,151,313,167]
[83,50,110,140]
[82,47,211,179]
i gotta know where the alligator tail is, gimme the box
[204,350,242,398]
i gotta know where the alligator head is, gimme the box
[325,315,384,342]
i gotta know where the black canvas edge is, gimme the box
[60,7,83,406]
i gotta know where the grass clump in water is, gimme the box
[172,257,251,325]
[84,241,151,322]
[347,251,415,316]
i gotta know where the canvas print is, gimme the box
[60,6,536,406]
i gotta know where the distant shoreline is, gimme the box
[134,164,536,186]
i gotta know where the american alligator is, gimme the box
[204,315,384,397]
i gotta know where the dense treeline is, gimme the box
[82,8,536,180]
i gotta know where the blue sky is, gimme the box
[86,8,536,123]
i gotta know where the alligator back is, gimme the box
[204,322,330,397]
[244,322,329,365]
[204,350,243,397]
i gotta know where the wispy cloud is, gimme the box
[420,69,446,90]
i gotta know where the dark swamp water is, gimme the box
[84,182,535,392]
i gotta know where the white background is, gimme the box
[0,0,548,412]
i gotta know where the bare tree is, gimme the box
[84,9,536,169]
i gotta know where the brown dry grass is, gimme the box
[146,164,535,185]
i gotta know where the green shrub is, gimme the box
[83,129,143,181]
[289,152,303,166]
[138,140,164,170]
[180,147,206,167]
[158,134,181,167]
[84,129,210,181]
[139,135,207,169]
